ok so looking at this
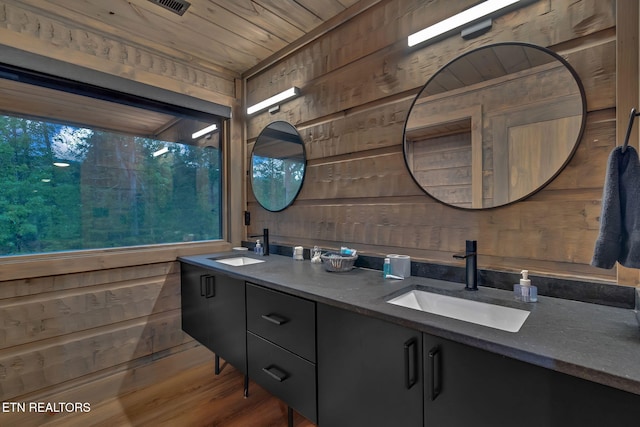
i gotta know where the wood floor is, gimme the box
[34,355,317,427]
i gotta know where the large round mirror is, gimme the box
[403,42,586,209]
[251,121,306,211]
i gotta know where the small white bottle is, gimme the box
[254,240,263,256]
[514,270,537,302]
[311,246,322,263]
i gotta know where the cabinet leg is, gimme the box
[214,354,220,375]
[287,406,293,427]
[244,375,249,398]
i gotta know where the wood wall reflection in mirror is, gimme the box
[251,121,306,212]
[403,42,586,209]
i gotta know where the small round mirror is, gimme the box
[403,42,586,209]
[251,121,306,211]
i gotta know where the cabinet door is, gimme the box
[317,304,422,427]
[423,333,552,427]
[180,263,247,374]
[423,334,640,427]
[208,273,247,374]
[180,263,215,349]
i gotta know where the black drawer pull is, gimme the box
[429,346,442,401]
[261,313,288,325]
[262,365,288,382]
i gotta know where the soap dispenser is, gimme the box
[254,240,263,256]
[514,270,537,302]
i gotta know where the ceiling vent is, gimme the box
[148,0,191,16]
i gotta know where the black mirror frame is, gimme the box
[402,41,587,210]
[250,120,307,212]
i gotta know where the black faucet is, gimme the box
[453,240,478,291]
[249,228,269,256]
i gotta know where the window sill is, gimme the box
[0,241,232,281]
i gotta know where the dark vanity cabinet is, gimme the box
[180,261,640,427]
[180,263,246,374]
[246,283,317,423]
[318,304,639,427]
[317,303,423,427]
[423,334,639,427]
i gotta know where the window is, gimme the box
[0,69,224,256]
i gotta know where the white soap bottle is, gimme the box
[514,270,537,302]
[254,240,263,256]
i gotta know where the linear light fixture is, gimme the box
[408,0,533,47]
[191,124,218,140]
[247,87,299,115]
[152,147,169,157]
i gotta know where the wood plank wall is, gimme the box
[0,240,233,422]
[245,0,623,284]
[0,0,238,415]
[0,262,185,399]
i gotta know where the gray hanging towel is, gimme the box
[592,145,640,269]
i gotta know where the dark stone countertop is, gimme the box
[179,252,640,396]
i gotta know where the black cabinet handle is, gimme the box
[200,274,216,298]
[200,275,207,297]
[262,365,288,382]
[404,338,418,389]
[428,346,442,401]
[261,313,288,325]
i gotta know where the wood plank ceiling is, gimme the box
[13,0,361,76]
[0,0,361,136]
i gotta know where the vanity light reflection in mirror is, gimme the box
[403,42,586,209]
[251,121,306,212]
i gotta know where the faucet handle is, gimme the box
[454,240,477,259]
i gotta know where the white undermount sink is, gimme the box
[387,289,530,333]
[214,257,265,267]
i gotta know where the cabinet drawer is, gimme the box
[247,332,317,423]
[246,283,316,362]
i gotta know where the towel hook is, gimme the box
[622,107,640,153]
